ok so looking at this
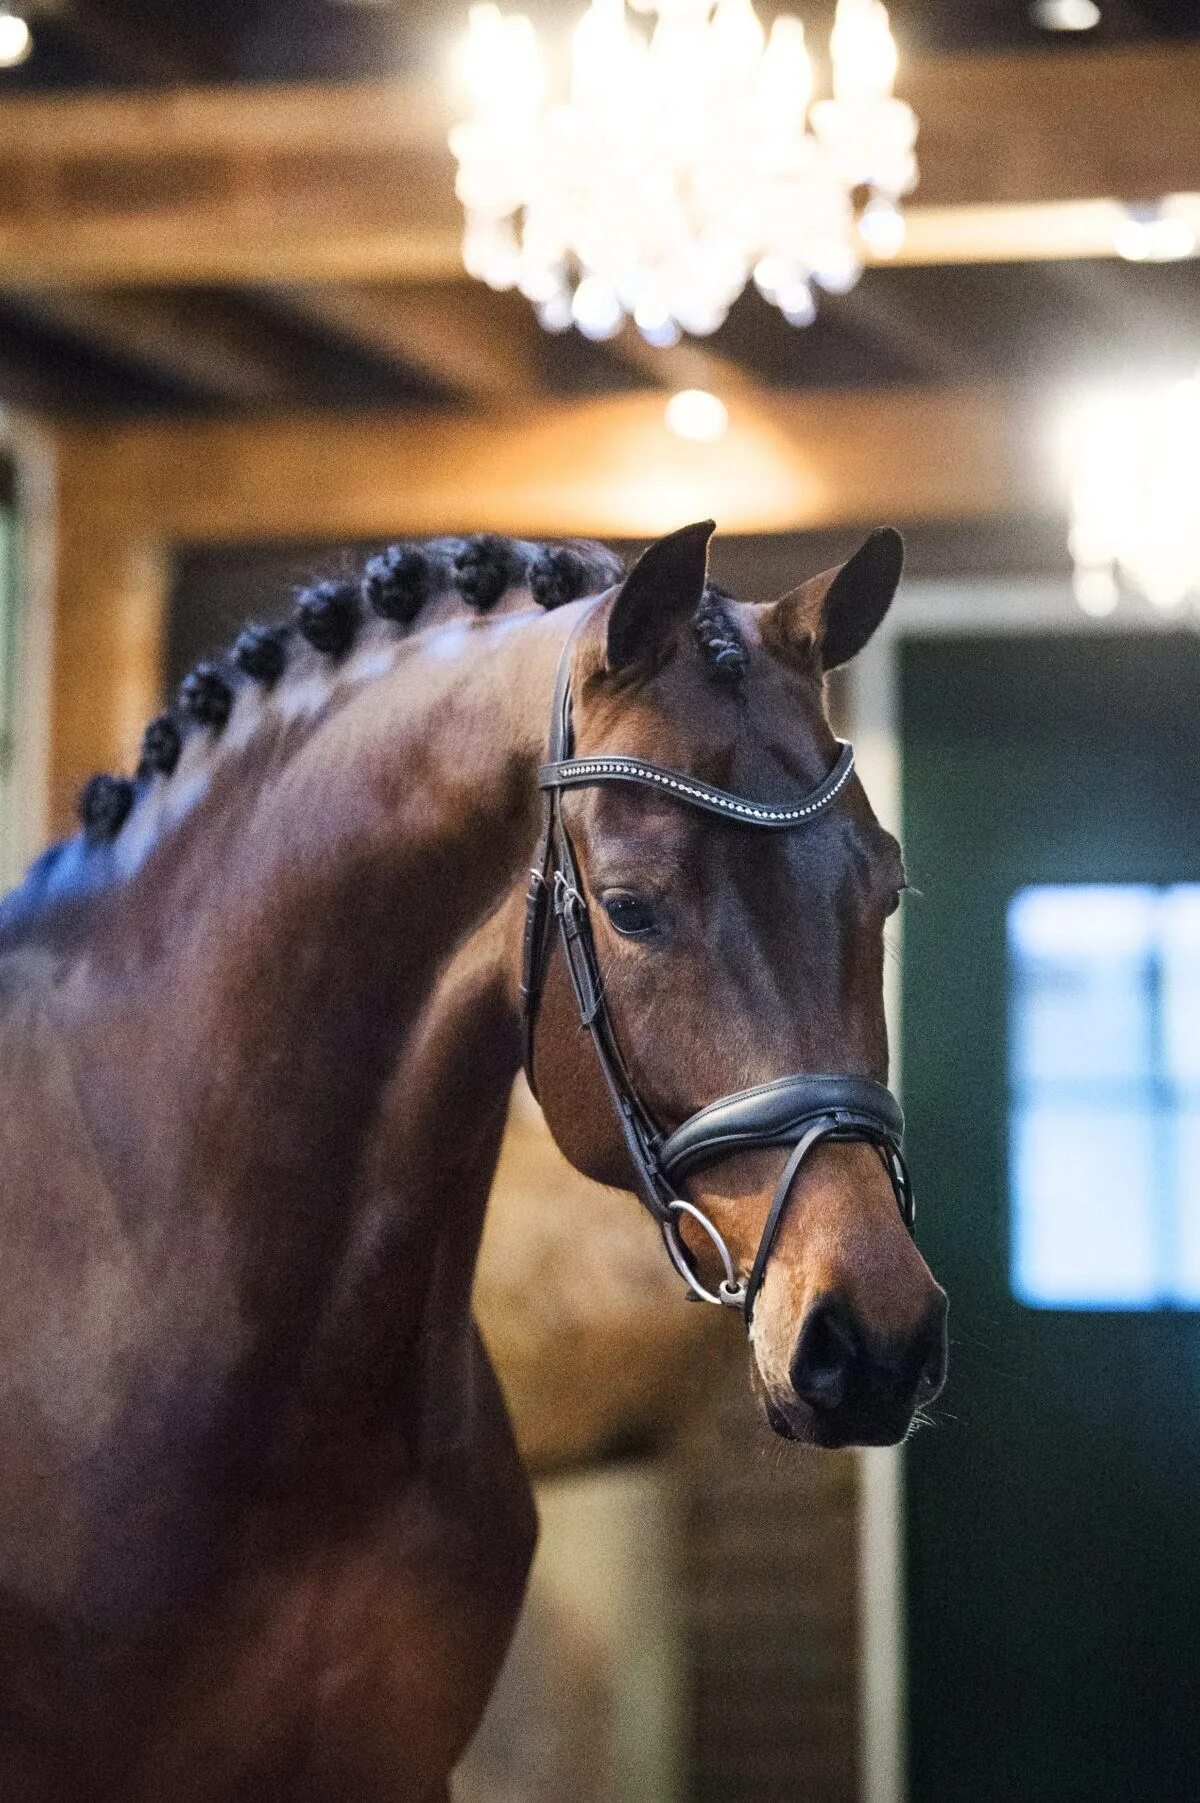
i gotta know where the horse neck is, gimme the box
[54,606,573,1442]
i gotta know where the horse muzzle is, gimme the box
[764,1284,948,1448]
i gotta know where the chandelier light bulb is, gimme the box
[450,0,918,343]
[830,0,898,104]
[1071,567,1120,617]
[573,0,639,104]
[758,17,812,123]
[1032,0,1100,29]
[536,293,574,333]
[571,275,625,340]
[710,0,765,76]
[0,8,31,67]
[777,280,817,327]
[1114,204,1197,264]
[858,194,907,257]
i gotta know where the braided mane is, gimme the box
[3,531,751,935]
[0,536,610,938]
[75,534,626,851]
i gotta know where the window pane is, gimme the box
[1012,1104,1159,1307]
[1007,884,1200,1311]
[1173,1109,1200,1305]
[1161,888,1200,1091]
[1008,886,1155,1088]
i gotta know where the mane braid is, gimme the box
[62,534,627,860]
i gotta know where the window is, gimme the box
[1008,884,1200,1309]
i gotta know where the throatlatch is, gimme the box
[520,609,914,1326]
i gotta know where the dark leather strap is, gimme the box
[660,1076,911,1324]
[539,742,855,829]
[659,1074,904,1176]
[519,612,584,1089]
[742,1121,913,1325]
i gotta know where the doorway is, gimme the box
[900,630,1200,1803]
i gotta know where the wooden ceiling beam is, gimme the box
[0,43,1198,285]
[604,326,764,402]
[266,282,545,404]
[831,284,980,384]
[31,0,197,86]
[7,288,313,405]
[55,385,1059,547]
[901,40,1200,210]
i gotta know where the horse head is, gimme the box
[526,522,947,1449]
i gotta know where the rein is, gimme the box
[520,611,915,1326]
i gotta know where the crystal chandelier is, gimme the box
[449,0,918,345]
[1067,374,1200,617]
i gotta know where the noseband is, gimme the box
[520,612,915,1326]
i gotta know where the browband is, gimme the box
[538,743,856,829]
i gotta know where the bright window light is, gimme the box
[1008,885,1200,1310]
[1062,373,1200,614]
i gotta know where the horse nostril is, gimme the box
[915,1323,948,1401]
[907,1291,949,1402]
[790,1300,859,1413]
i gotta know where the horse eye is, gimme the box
[602,893,658,938]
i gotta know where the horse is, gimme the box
[0,519,947,1799]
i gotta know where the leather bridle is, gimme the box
[520,609,915,1326]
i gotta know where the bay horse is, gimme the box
[0,520,946,1800]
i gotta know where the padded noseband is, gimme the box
[520,608,914,1324]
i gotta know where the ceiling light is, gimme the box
[1114,204,1197,264]
[0,9,32,67]
[1064,375,1200,615]
[666,389,729,443]
[450,0,919,344]
[1031,0,1100,29]
[858,195,907,258]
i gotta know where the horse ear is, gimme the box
[606,520,715,673]
[771,528,904,670]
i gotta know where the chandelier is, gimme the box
[449,0,918,345]
[1067,375,1200,617]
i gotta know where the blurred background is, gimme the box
[0,1,1198,1799]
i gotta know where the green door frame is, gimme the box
[844,575,1187,1803]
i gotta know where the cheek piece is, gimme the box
[520,609,915,1327]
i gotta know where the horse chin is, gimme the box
[764,1396,818,1446]
[762,1392,916,1451]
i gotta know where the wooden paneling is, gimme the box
[48,523,168,830]
[674,1358,861,1803]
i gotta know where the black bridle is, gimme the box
[520,612,915,1326]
